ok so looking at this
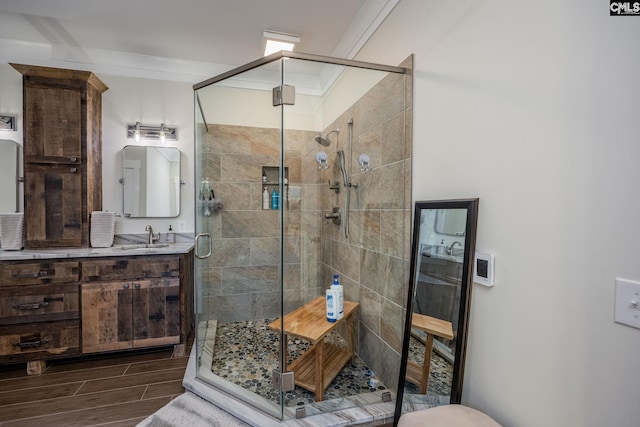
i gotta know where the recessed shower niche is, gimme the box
[189,52,413,424]
[261,166,288,210]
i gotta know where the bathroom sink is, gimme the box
[117,243,170,250]
[450,248,464,258]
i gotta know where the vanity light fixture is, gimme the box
[0,115,17,131]
[263,30,300,56]
[127,122,177,142]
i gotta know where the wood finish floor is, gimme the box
[0,344,190,427]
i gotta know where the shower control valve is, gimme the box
[324,207,341,225]
[328,180,341,194]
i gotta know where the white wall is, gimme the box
[357,1,640,426]
[100,74,195,234]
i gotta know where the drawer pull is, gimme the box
[12,269,54,279]
[14,272,39,279]
[13,301,50,310]
[123,284,130,289]
[13,338,50,349]
[133,283,140,289]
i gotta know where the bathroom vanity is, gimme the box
[0,243,193,374]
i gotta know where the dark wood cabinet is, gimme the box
[80,254,190,356]
[0,251,193,373]
[0,260,81,367]
[81,278,180,353]
[11,63,108,248]
[24,164,84,246]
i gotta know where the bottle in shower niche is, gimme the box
[331,274,344,320]
[271,188,279,210]
[262,187,270,210]
[326,287,338,322]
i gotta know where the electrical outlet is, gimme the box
[178,220,186,232]
[614,278,640,330]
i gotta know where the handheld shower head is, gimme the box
[337,150,349,186]
[314,129,339,146]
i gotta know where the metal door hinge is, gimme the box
[272,85,295,106]
[295,407,306,419]
[272,369,295,392]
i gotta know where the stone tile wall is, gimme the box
[197,124,322,322]
[318,66,412,391]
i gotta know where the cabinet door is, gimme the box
[81,281,133,353]
[132,278,180,349]
[24,164,83,247]
[24,85,82,163]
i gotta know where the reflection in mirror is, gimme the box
[395,199,478,423]
[122,145,181,218]
[0,139,20,213]
[435,209,467,236]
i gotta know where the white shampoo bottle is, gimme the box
[326,287,337,322]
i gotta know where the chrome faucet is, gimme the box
[448,241,462,256]
[145,225,160,244]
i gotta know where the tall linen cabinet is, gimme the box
[11,64,108,248]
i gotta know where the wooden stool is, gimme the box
[405,313,454,394]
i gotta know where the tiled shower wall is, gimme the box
[319,65,412,391]
[197,125,324,321]
[197,56,412,392]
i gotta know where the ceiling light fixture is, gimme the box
[262,30,300,56]
[127,122,177,142]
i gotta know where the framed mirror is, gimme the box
[122,145,181,218]
[394,198,478,423]
[0,139,20,213]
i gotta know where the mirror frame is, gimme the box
[394,198,478,424]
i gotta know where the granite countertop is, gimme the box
[0,234,194,261]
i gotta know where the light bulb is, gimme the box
[134,122,141,142]
[159,123,166,143]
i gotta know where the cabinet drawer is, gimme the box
[0,284,79,325]
[0,261,80,286]
[81,256,179,281]
[0,320,80,361]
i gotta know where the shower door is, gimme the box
[193,58,289,419]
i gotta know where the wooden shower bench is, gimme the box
[268,296,359,401]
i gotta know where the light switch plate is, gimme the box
[614,278,640,330]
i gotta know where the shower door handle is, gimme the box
[194,233,212,259]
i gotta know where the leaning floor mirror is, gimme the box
[394,198,478,423]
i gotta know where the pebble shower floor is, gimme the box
[210,319,453,406]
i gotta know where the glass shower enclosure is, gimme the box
[191,52,412,423]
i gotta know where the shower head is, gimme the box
[314,129,339,146]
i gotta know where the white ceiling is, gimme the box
[0,0,400,83]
